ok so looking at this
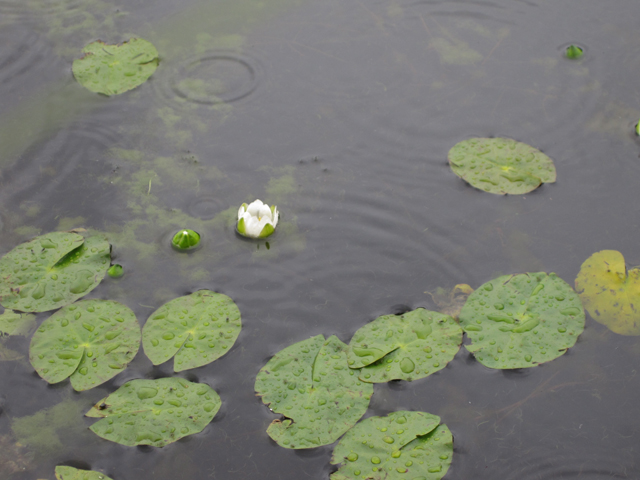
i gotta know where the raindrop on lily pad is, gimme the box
[142,290,241,371]
[255,335,373,449]
[86,377,220,447]
[30,299,140,391]
[55,465,114,480]
[575,250,640,335]
[458,272,584,369]
[0,232,111,312]
[72,38,159,96]
[347,308,462,383]
[330,411,453,480]
[448,138,557,195]
[171,229,201,251]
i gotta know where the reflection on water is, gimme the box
[1,0,640,478]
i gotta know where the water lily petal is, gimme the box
[258,204,272,221]
[271,207,279,228]
[246,199,264,217]
[244,215,263,238]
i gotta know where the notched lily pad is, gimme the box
[348,308,462,383]
[142,290,241,372]
[30,299,140,391]
[575,250,640,335]
[330,411,453,480]
[86,377,221,447]
[0,232,111,312]
[72,38,159,96]
[459,272,584,369]
[448,137,556,194]
[255,335,373,449]
[55,465,113,480]
[0,309,36,336]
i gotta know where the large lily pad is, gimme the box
[575,250,640,335]
[55,466,113,480]
[30,299,140,391]
[255,335,373,449]
[458,272,584,369]
[86,377,221,447]
[330,411,453,480]
[72,38,159,96]
[142,290,241,372]
[448,137,557,194]
[0,309,35,336]
[347,309,462,383]
[0,232,111,313]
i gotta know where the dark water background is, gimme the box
[1,0,640,478]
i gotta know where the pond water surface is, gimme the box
[1,0,640,479]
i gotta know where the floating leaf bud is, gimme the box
[636,120,640,136]
[237,199,279,239]
[107,264,124,278]
[565,45,583,59]
[172,229,201,250]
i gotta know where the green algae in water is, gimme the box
[448,137,557,195]
[29,299,140,391]
[330,411,453,480]
[86,377,221,447]
[142,290,241,371]
[255,335,373,449]
[458,272,585,369]
[55,465,114,480]
[72,38,159,96]
[347,308,462,383]
[0,232,111,313]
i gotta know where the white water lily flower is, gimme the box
[237,199,279,239]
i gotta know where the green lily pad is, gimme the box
[458,272,585,369]
[55,466,114,480]
[255,335,373,449]
[0,232,111,313]
[347,309,462,383]
[72,38,159,96]
[142,290,241,372]
[0,309,35,336]
[448,137,557,194]
[30,299,140,391]
[86,377,221,447]
[575,250,640,336]
[330,411,453,480]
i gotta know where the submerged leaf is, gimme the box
[86,377,220,447]
[255,335,373,449]
[30,300,140,391]
[72,38,159,96]
[448,137,556,195]
[0,309,36,336]
[575,250,640,335]
[425,284,474,319]
[330,411,453,480]
[0,232,110,312]
[142,290,241,371]
[348,309,462,383]
[55,466,114,480]
[459,272,584,369]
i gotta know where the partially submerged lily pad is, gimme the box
[72,38,159,96]
[575,250,640,335]
[458,272,584,369]
[55,466,113,480]
[330,411,453,480]
[86,377,220,447]
[347,309,462,383]
[0,309,36,336]
[425,284,474,319]
[0,232,111,312]
[448,138,557,195]
[255,335,373,449]
[30,299,140,391]
[142,290,241,372]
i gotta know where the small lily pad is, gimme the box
[86,377,220,447]
[72,38,159,96]
[347,309,462,383]
[448,137,557,194]
[55,466,113,480]
[575,250,640,335]
[458,272,584,369]
[0,232,111,313]
[255,335,373,449]
[330,411,453,480]
[30,299,140,391]
[142,290,241,372]
[0,309,36,337]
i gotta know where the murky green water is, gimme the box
[1,0,640,478]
